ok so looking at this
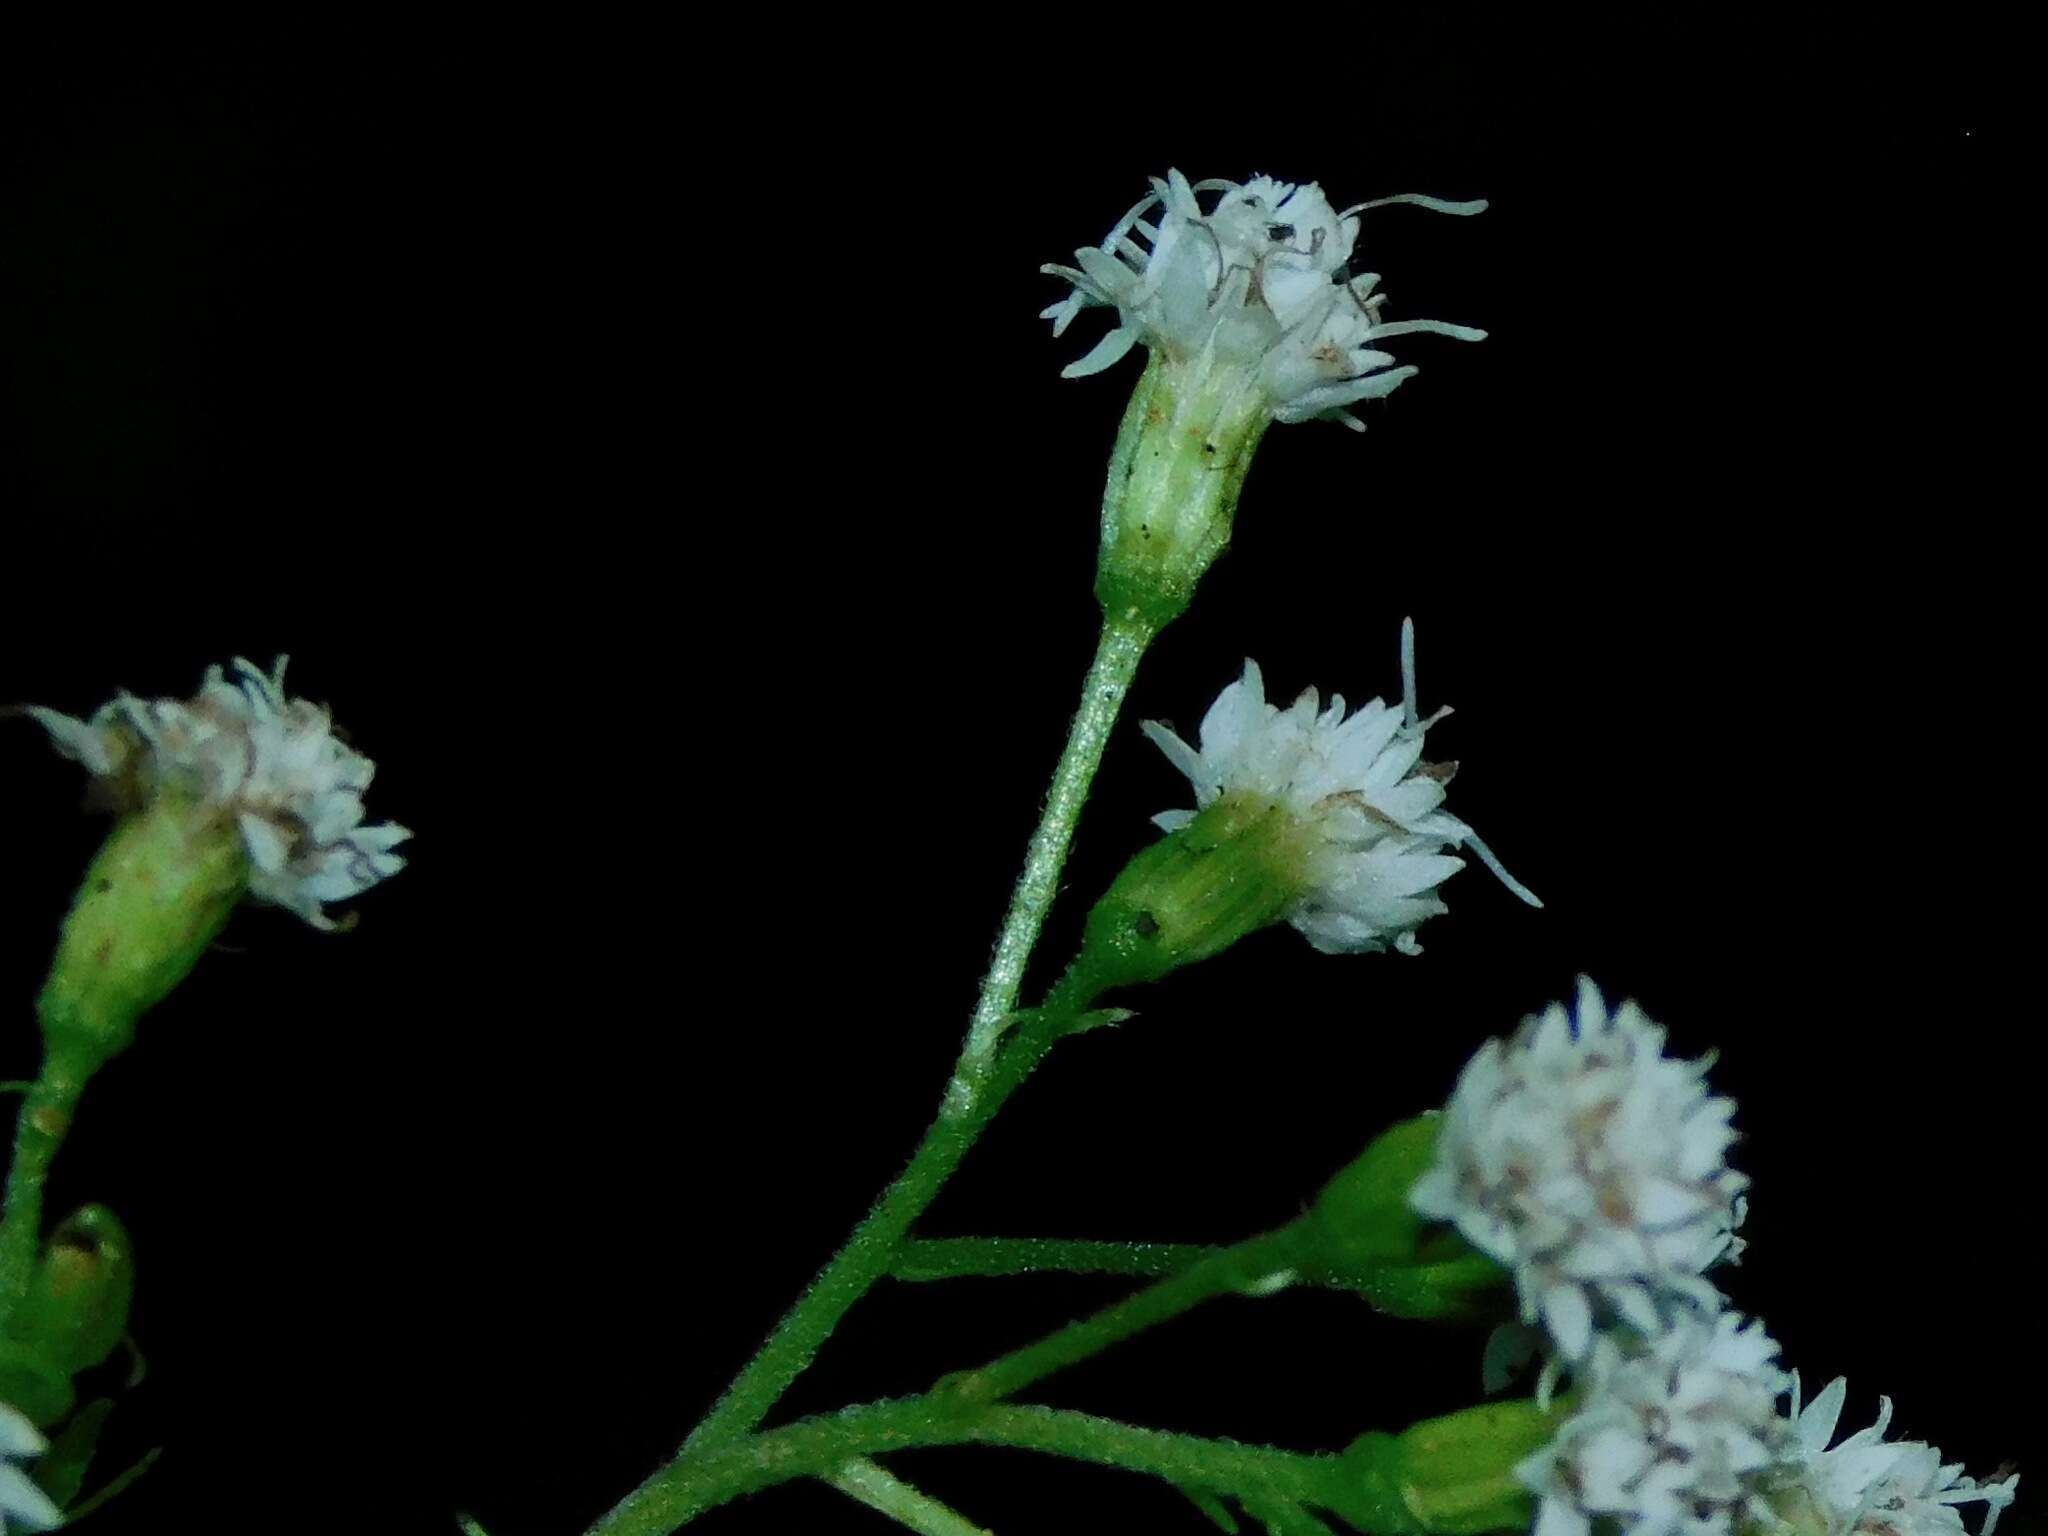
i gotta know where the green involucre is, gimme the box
[38,794,249,1073]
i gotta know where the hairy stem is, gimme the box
[604,1398,1352,1532]
[891,1236,1220,1283]
[590,617,1163,1535]
[657,1013,1072,1471]
[0,1050,88,1318]
[829,1458,993,1536]
[959,614,1155,1071]
[891,1236,1503,1321]
[940,1225,1309,1406]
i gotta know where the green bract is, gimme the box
[1066,793,1305,998]
[1377,1400,1566,1536]
[1305,1115,1506,1320]
[38,794,248,1075]
[1096,351,1271,632]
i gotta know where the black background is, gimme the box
[0,15,2032,1536]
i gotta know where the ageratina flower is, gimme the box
[1043,169,1487,430]
[1044,172,1492,632]
[1768,1377,2018,1536]
[1141,619,1538,957]
[32,656,410,930]
[1408,979,1746,1360]
[0,1401,60,1533]
[1520,1314,1790,1536]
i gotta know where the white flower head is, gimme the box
[1142,619,1538,957]
[1409,979,1746,1360]
[1771,1376,2017,1536]
[32,656,411,929]
[1043,169,1489,429]
[1519,1314,1792,1536]
[0,1400,59,1533]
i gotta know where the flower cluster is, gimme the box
[1143,620,1539,956]
[0,1401,58,1533]
[1408,979,1746,1357]
[1520,1326,2018,1536]
[32,656,411,929]
[1043,170,1487,429]
[1414,984,2016,1536]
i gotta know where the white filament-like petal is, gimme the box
[1043,170,1487,426]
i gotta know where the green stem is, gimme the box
[605,617,1156,1485]
[941,1225,1308,1406]
[891,1237,1503,1320]
[591,615,1161,1535]
[892,1236,1219,1283]
[654,1011,1072,1474]
[829,1458,993,1536]
[0,1049,89,1319]
[604,1398,1354,1533]
[959,614,1155,1070]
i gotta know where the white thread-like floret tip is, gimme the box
[1044,171,1487,428]
[1142,624,1535,956]
[1410,980,1746,1359]
[31,657,411,930]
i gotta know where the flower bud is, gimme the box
[1374,1399,1564,1535]
[0,1206,135,1432]
[38,794,246,1074]
[1310,1114,1442,1265]
[1306,1115,1506,1320]
[12,1206,135,1380]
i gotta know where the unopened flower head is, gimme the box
[1409,979,1746,1359]
[1142,619,1538,957]
[1767,1377,2017,1536]
[0,1400,59,1533]
[1518,1314,1791,1536]
[32,656,410,929]
[1043,169,1488,430]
